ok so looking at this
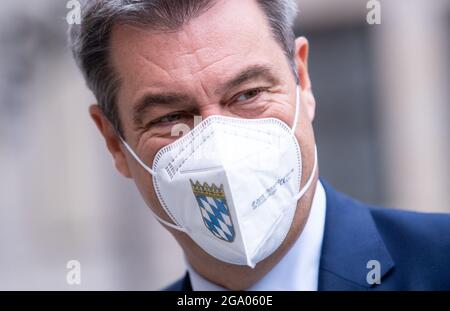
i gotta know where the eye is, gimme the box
[159,113,184,124]
[148,111,191,128]
[234,88,265,103]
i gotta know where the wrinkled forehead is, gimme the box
[109,0,288,93]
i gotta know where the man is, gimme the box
[70,0,450,290]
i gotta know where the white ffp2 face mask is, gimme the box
[122,86,317,268]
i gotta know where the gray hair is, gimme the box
[69,0,299,135]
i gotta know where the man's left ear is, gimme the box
[295,36,316,122]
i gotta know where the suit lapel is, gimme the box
[318,180,395,290]
[181,272,192,291]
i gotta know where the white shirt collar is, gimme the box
[185,181,327,291]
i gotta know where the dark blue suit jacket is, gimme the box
[164,180,450,290]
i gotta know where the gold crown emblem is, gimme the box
[190,180,225,198]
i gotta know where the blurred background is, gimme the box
[0,0,449,290]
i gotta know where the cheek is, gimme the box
[124,150,164,215]
[302,91,316,122]
[263,102,296,127]
[128,157,151,196]
[131,164,169,219]
[129,136,180,219]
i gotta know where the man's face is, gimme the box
[95,0,316,260]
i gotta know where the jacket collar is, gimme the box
[318,180,395,290]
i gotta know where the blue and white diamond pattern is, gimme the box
[195,194,235,242]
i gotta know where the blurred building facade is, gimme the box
[0,0,449,290]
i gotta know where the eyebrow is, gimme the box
[132,64,280,126]
[216,64,280,95]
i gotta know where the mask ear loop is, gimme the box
[294,145,318,201]
[120,137,157,176]
[291,84,318,201]
[291,85,301,134]
[119,137,187,233]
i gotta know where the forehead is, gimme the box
[109,0,287,96]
